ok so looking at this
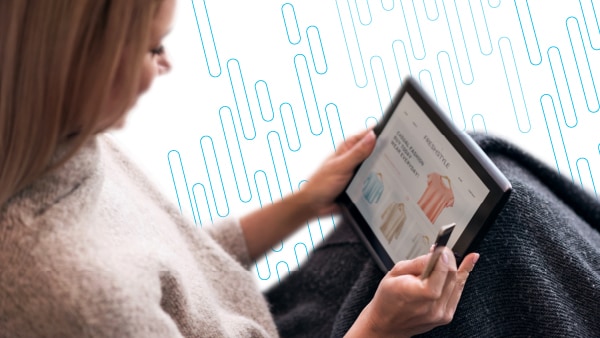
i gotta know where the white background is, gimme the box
[113,0,600,289]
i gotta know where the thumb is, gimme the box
[389,253,430,277]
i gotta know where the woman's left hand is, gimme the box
[240,129,376,259]
[301,129,376,218]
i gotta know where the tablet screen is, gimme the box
[345,92,490,263]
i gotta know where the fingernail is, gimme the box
[429,244,435,253]
[441,252,449,265]
[472,253,480,265]
[361,130,375,144]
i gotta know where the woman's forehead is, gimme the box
[152,0,176,39]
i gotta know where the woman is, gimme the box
[0,0,478,336]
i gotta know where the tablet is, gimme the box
[337,77,512,272]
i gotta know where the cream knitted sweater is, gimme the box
[0,134,279,337]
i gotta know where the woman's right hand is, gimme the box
[345,248,479,338]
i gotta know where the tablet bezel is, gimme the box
[336,77,512,271]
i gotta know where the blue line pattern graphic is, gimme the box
[119,1,600,290]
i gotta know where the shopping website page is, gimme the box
[347,93,489,262]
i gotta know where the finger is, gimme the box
[389,253,430,277]
[422,247,456,299]
[435,252,461,318]
[443,253,479,315]
[457,252,479,274]
[335,129,373,155]
[333,131,367,155]
[315,204,340,217]
[334,130,376,169]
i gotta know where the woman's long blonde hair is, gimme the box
[0,0,163,206]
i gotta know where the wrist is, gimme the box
[287,188,320,221]
[346,303,411,338]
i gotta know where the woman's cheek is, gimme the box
[138,57,157,95]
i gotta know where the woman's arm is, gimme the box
[240,130,376,260]
[240,129,480,336]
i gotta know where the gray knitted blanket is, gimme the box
[265,134,600,337]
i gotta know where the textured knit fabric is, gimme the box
[0,134,278,337]
[266,134,600,337]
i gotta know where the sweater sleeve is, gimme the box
[204,217,253,269]
[99,136,254,269]
[1,264,186,338]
